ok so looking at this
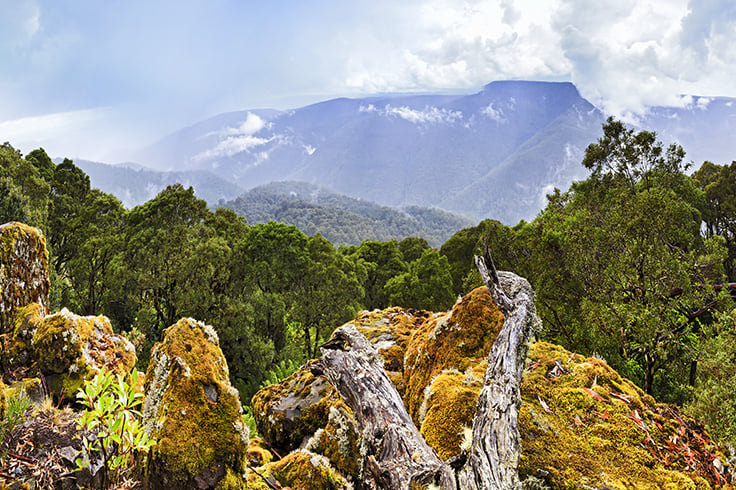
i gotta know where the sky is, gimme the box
[1,0,735,162]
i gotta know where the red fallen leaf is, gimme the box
[629,409,648,431]
[610,390,632,404]
[582,387,606,402]
[538,395,553,413]
[642,432,652,444]
[594,408,610,420]
[526,360,541,372]
[653,420,663,431]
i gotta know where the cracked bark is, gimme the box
[314,246,539,489]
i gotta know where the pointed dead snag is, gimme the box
[457,249,540,489]
[314,246,539,490]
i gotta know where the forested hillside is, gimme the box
[2,117,736,451]
[221,181,474,247]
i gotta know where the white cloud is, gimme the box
[340,0,736,118]
[195,112,278,160]
[220,112,268,137]
[482,103,506,123]
[359,103,463,125]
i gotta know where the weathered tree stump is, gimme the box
[314,324,456,489]
[315,245,540,489]
[456,264,540,489]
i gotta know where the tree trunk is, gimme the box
[313,324,457,490]
[456,255,540,489]
[314,247,540,489]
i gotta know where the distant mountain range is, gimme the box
[221,181,475,247]
[75,80,736,226]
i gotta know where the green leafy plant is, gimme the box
[75,368,154,489]
[1,391,32,462]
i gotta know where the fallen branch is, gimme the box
[314,326,456,489]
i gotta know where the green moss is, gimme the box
[518,341,731,489]
[143,318,249,489]
[418,362,488,460]
[403,287,504,423]
[0,222,49,333]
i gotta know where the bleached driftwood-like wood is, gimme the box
[456,250,540,489]
[315,244,539,489]
[314,325,456,489]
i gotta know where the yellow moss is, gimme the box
[1,302,43,370]
[143,318,249,488]
[31,309,136,399]
[307,401,360,478]
[403,287,504,423]
[269,450,350,490]
[518,341,732,489]
[247,437,274,467]
[419,365,486,460]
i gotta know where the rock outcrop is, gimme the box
[142,318,249,490]
[251,287,734,489]
[32,308,137,398]
[0,222,49,333]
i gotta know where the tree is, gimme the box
[122,184,211,349]
[350,240,408,309]
[687,305,736,447]
[520,118,724,399]
[693,161,736,281]
[290,234,365,359]
[385,248,455,311]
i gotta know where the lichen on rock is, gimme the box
[31,308,137,398]
[0,222,49,334]
[251,359,338,455]
[142,318,249,490]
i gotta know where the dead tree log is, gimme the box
[313,325,456,490]
[456,249,541,489]
[314,245,539,489]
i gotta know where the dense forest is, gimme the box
[2,117,736,449]
[220,181,474,247]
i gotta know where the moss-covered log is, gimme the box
[314,324,457,490]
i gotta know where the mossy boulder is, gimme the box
[303,400,361,479]
[245,450,350,490]
[353,307,431,395]
[252,360,337,454]
[518,341,732,489]
[402,286,505,424]
[142,318,249,490]
[0,302,43,370]
[418,362,487,461]
[0,222,49,333]
[31,308,137,399]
